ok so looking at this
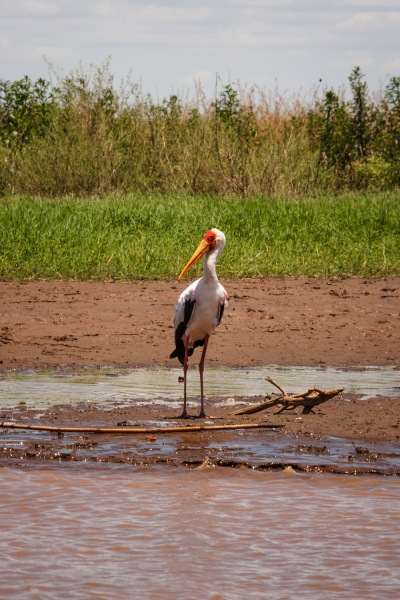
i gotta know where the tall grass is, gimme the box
[1,194,399,279]
[1,63,399,197]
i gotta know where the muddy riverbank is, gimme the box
[1,277,399,370]
[1,393,400,474]
[1,278,399,460]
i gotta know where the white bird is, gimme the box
[170,228,228,418]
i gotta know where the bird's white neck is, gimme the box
[201,228,225,283]
[203,245,220,282]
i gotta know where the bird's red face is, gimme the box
[203,230,217,247]
[178,229,217,281]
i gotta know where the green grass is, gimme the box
[0,194,399,280]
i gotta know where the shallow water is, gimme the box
[2,365,400,475]
[1,365,399,410]
[2,427,400,476]
[0,465,399,600]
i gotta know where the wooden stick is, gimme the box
[0,421,282,435]
[231,397,279,416]
[230,377,344,416]
[265,376,286,395]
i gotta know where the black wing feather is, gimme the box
[169,298,196,365]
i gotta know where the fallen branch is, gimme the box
[0,421,282,435]
[230,376,344,416]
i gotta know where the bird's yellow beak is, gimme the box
[178,239,210,281]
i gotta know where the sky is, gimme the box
[1,1,399,100]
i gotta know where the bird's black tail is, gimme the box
[169,347,183,364]
[170,337,204,365]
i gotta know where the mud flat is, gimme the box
[1,278,399,472]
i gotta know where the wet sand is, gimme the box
[2,391,400,474]
[1,277,399,370]
[1,278,400,453]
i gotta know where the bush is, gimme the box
[0,64,399,197]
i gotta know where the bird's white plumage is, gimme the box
[174,276,227,347]
[171,228,228,418]
[173,229,228,349]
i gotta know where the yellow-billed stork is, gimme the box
[170,228,228,418]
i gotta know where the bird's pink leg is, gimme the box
[180,337,190,418]
[198,335,209,418]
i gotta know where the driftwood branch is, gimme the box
[231,376,344,416]
[0,421,282,435]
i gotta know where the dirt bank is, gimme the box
[1,277,399,370]
[1,278,399,451]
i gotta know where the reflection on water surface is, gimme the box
[1,365,399,409]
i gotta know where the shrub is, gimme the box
[0,64,399,197]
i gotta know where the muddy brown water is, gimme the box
[1,465,400,600]
[1,367,400,599]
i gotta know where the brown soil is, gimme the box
[1,278,399,450]
[1,277,399,370]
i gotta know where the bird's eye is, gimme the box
[204,231,216,245]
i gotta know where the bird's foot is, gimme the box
[197,412,216,419]
[178,412,194,419]
[177,412,215,420]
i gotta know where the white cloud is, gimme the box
[0,0,399,98]
[337,10,400,33]
[337,0,400,8]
